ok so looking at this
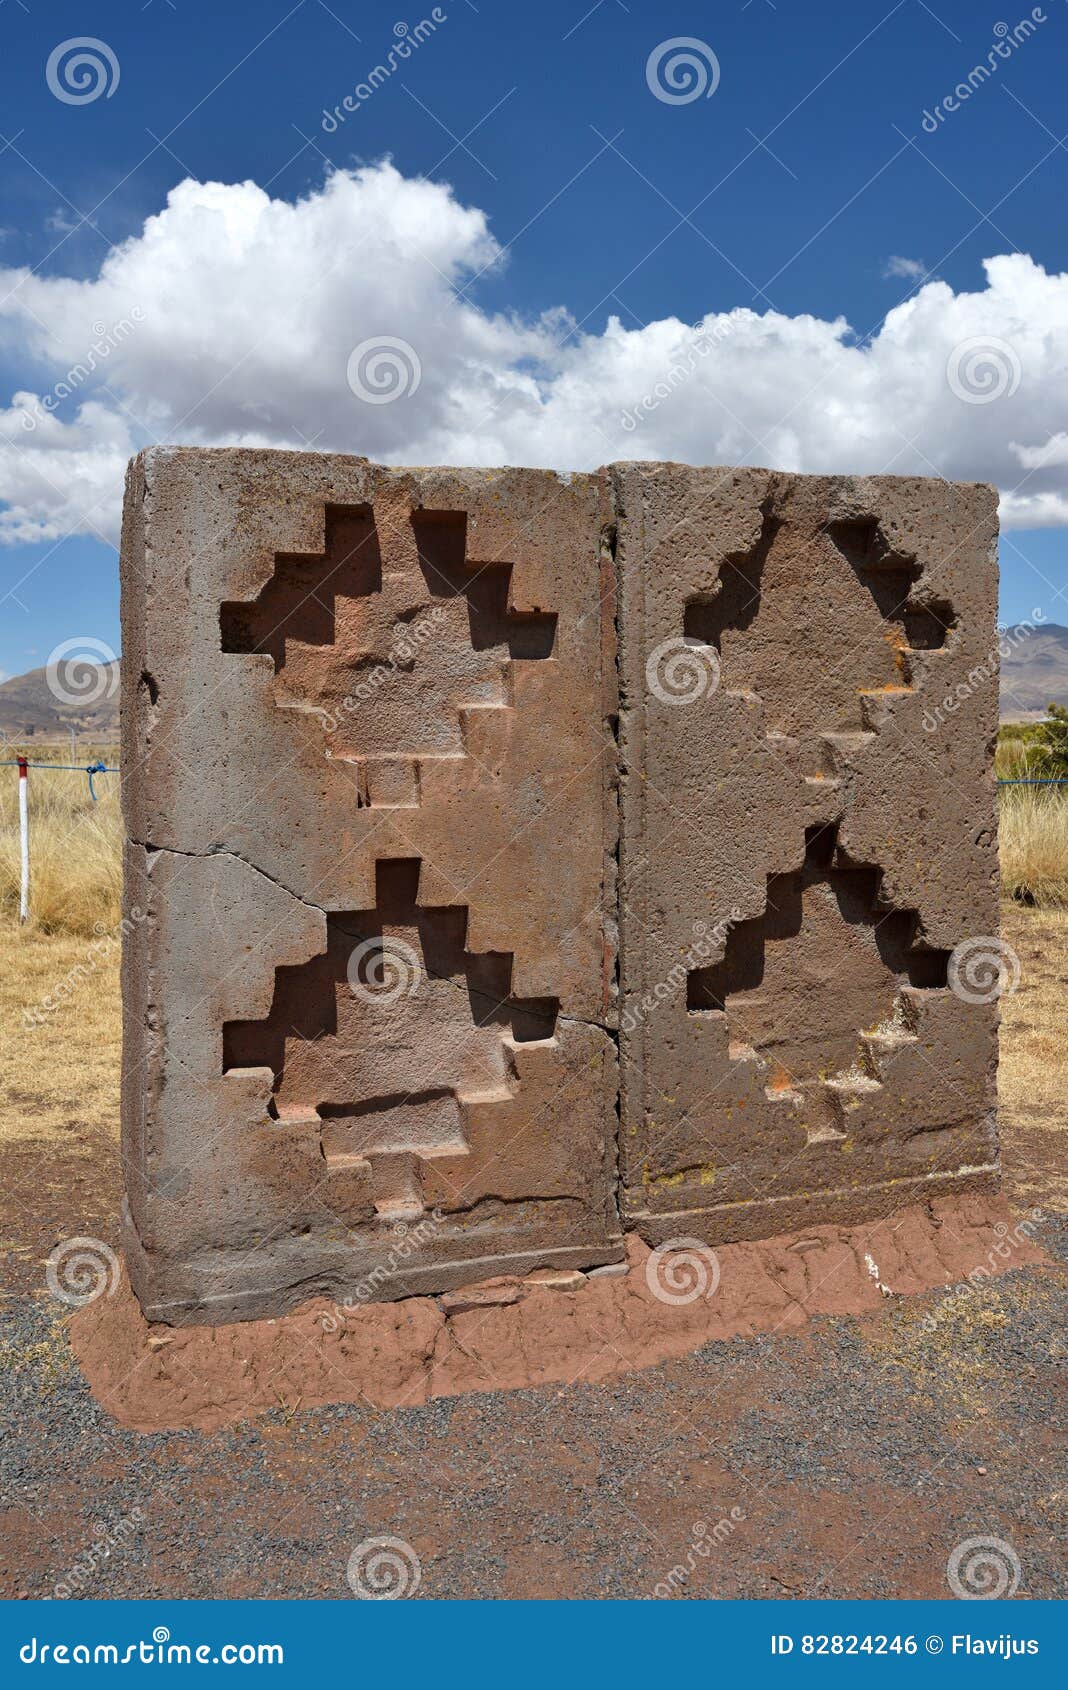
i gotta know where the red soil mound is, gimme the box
[70,1194,1049,1433]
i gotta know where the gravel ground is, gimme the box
[2,1220,1065,1601]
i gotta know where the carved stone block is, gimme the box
[120,450,999,1322]
[121,450,620,1322]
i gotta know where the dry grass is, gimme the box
[0,744,122,1146]
[0,747,121,936]
[995,718,1049,775]
[0,921,121,1142]
[995,730,1031,782]
[998,901,1068,1213]
[995,725,1068,906]
[998,789,1068,909]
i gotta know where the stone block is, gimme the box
[121,450,621,1323]
[612,463,999,1244]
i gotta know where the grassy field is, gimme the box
[0,746,121,935]
[996,724,1068,909]
[0,749,122,1147]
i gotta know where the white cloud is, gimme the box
[882,255,928,281]
[2,162,1068,544]
[0,396,134,545]
[1011,430,1068,470]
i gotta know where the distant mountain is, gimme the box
[1000,622,1068,721]
[0,625,1063,742]
[0,661,120,743]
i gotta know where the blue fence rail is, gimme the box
[3,762,1067,797]
[1,758,119,800]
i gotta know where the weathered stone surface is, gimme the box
[613,464,1000,1245]
[120,450,1000,1324]
[121,449,620,1323]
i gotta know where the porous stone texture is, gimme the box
[613,464,1000,1246]
[120,450,999,1328]
[121,450,620,1323]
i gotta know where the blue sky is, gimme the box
[1,0,1067,680]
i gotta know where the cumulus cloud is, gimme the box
[1,160,1067,545]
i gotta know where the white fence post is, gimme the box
[17,756,29,923]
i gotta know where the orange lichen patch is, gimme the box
[766,1065,795,1093]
